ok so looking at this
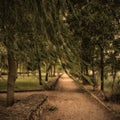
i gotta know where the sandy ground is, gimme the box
[0,74,119,120]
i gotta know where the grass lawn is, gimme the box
[0,75,46,92]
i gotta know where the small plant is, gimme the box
[110,80,120,103]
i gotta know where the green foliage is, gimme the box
[58,0,120,92]
[0,0,119,93]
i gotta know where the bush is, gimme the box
[110,81,120,103]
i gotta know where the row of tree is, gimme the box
[0,0,66,106]
[0,0,120,106]
[61,0,120,91]
[62,1,120,97]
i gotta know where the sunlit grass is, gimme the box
[0,74,57,92]
[0,75,44,92]
[15,75,42,91]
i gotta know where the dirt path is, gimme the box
[40,74,119,120]
[0,74,119,120]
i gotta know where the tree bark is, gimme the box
[100,47,104,91]
[45,64,52,81]
[92,58,95,80]
[50,65,53,77]
[85,65,89,75]
[53,64,56,76]
[38,61,42,85]
[7,51,17,106]
[111,54,117,91]
[91,57,98,89]
[45,72,49,81]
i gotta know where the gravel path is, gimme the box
[40,74,119,120]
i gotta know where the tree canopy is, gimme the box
[0,0,120,106]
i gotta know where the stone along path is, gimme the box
[40,74,119,120]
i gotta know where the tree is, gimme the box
[0,0,43,106]
[65,0,116,91]
[0,0,68,106]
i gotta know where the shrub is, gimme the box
[110,80,120,103]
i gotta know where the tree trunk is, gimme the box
[7,51,17,106]
[45,64,52,81]
[111,56,117,91]
[100,47,104,91]
[38,61,42,85]
[27,70,30,77]
[50,66,53,77]
[112,71,116,91]
[53,64,56,76]
[45,72,49,81]
[85,65,88,75]
[92,59,95,80]
[91,57,98,89]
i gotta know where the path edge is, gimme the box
[73,78,113,112]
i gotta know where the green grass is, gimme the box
[15,75,43,91]
[104,76,120,94]
[0,80,7,92]
[0,74,57,92]
[0,75,44,92]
